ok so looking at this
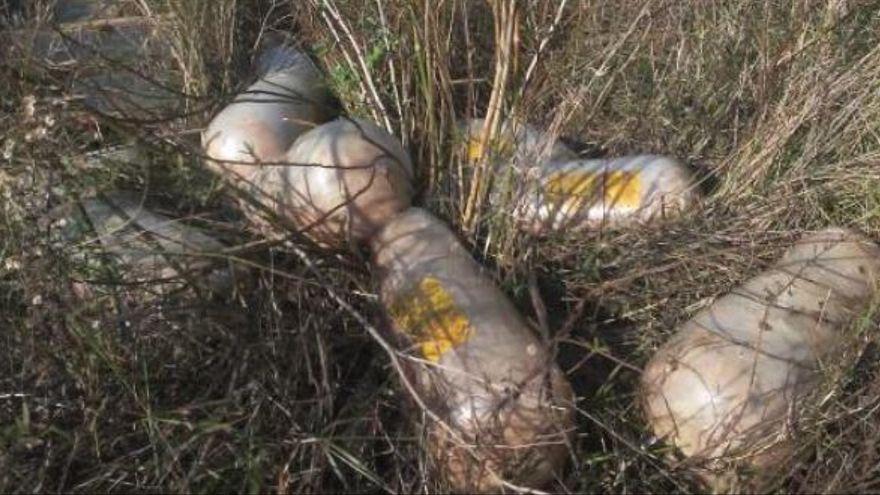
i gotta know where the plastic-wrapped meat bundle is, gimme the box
[202,41,340,178]
[276,117,414,247]
[371,208,574,493]
[515,155,698,234]
[641,228,880,487]
[201,43,424,245]
[460,118,577,167]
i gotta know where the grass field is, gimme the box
[2,0,880,492]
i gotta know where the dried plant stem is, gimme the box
[320,0,394,133]
[461,0,519,233]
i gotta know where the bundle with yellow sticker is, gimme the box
[387,276,473,362]
[543,169,643,213]
[455,120,699,235]
[515,154,699,234]
[371,208,574,493]
[459,118,577,167]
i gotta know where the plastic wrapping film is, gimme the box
[515,155,699,234]
[276,117,414,246]
[460,118,577,167]
[5,1,180,118]
[62,192,241,297]
[202,43,339,168]
[641,228,880,486]
[371,208,573,492]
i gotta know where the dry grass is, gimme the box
[2,0,880,492]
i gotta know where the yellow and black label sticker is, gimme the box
[388,276,473,362]
[544,170,642,211]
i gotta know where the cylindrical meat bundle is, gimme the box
[515,155,698,234]
[370,208,574,492]
[641,228,880,483]
[460,118,577,166]
[202,42,339,185]
[264,117,415,246]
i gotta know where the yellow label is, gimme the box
[388,276,473,362]
[544,170,642,210]
[466,135,514,162]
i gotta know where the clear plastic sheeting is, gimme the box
[53,0,128,23]
[64,192,241,297]
[5,2,181,120]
